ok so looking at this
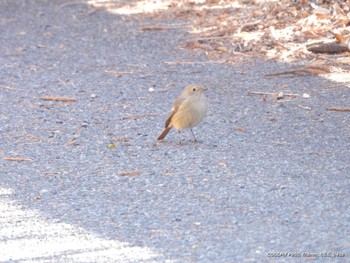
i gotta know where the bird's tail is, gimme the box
[157,127,172,141]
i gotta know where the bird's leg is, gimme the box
[176,130,183,145]
[189,128,198,142]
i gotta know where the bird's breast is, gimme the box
[171,94,207,130]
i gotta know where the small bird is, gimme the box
[157,84,208,142]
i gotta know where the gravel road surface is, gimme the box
[1,1,349,262]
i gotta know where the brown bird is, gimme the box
[157,84,208,141]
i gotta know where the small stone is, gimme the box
[277,92,284,99]
[40,189,49,195]
[148,87,155,92]
[303,93,310,99]
[91,94,97,98]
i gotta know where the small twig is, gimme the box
[58,1,86,9]
[164,60,224,65]
[40,96,77,102]
[104,70,135,76]
[44,171,61,175]
[326,107,350,112]
[188,36,235,41]
[248,91,299,97]
[298,105,312,111]
[0,18,17,23]
[87,9,98,16]
[123,63,148,68]
[115,113,159,121]
[282,42,312,59]
[140,26,168,31]
[265,65,331,77]
[0,85,23,91]
[141,23,191,31]
[66,139,78,146]
[111,137,130,143]
[238,19,263,33]
[4,157,33,162]
[248,91,275,95]
[158,82,175,92]
[234,42,243,52]
[118,170,142,176]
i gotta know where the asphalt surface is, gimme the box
[1,1,349,262]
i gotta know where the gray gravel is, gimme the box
[1,1,349,262]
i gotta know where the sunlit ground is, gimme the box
[0,188,168,262]
[87,0,243,15]
[88,0,183,15]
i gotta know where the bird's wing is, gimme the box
[164,96,186,128]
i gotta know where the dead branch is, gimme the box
[115,113,159,121]
[307,43,349,54]
[248,91,299,97]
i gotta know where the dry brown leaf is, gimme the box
[315,13,330,20]
[334,33,345,43]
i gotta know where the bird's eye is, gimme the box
[193,88,196,91]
